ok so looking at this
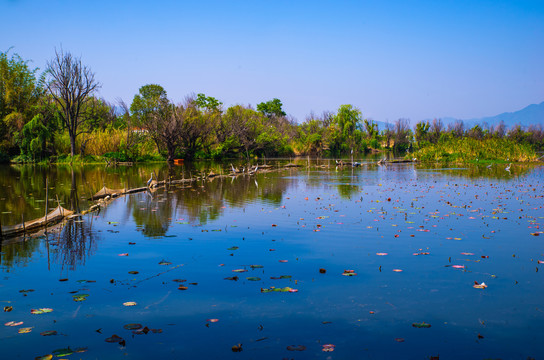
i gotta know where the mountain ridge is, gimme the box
[431,101,544,128]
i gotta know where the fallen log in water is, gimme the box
[1,163,303,240]
[1,206,74,238]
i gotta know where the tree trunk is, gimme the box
[70,135,76,157]
[166,143,175,162]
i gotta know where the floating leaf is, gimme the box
[227,246,239,251]
[246,277,261,281]
[18,327,33,333]
[123,301,137,306]
[261,286,297,293]
[128,271,139,274]
[206,319,219,323]
[231,343,242,352]
[392,269,403,272]
[473,281,488,289]
[123,323,142,330]
[158,260,172,265]
[270,275,292,279]
[342,270,357,276]
[322,344,336,352]
[52,348,74,356]
[105,334,124,343]
[278,260,288,263]
[412,322,431,328]
[287,345,306,351]
[5,321,23,326]
[224,276,239,281]
[452,265,465,269]
[31,308,53,314]
[4,306,13,312]
[118,253,129,256]
[376,253,388,256]
[40,330,57,336]
[73,294,89,302]
[250,264,264,269]
[178,285,188,290]
[232,269,248,273]
[34,355,53,360]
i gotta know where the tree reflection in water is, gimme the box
[51,217,98,271]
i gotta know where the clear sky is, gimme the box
[1,0,543,123]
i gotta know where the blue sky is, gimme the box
[1,0,543,123]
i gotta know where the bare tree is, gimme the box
[448,120,465,138]
[492,121,506,138]
[429,118,444,143]
[393,118,411,151]
[46,49,100,157]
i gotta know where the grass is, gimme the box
[411,138,539,163]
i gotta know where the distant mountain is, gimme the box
[438,101,544,129]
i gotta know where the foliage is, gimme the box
[257,98,286,119]
[411,137,538,163]
[0,49,43,155]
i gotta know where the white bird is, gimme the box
[505,163,512,172]
[146,172,153,187]
[486,164,492,169]
[230,163,236,173]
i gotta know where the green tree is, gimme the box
[130,84,169,153]
[414,121,430,146]
[333,104,363,154]
[0,49,42,156]
[257,98,286,119]
[194,93,222,113]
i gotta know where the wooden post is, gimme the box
[56,195,63,217]
[21,214,26,236]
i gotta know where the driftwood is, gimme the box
[89,186,126,200]
[1,206,73,238]
[1,163,302,240]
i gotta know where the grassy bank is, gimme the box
[411,138,538,163]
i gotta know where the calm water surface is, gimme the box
[0,161,543,359]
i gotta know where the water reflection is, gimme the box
[0,237,40,270]
[51,216,98,271]
[0,161,541,269]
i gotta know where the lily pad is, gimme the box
[31,308,53,314]
[52,347,74,356]
[412,322,431,328]
[287,345,306,351]
[73,294,89,302]
[105,334,124,343]
[40,330,57,336]
[34,355,53,360]
[123,323,142,330]
[261,286,298,293]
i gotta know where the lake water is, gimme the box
[1,160,543,359]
